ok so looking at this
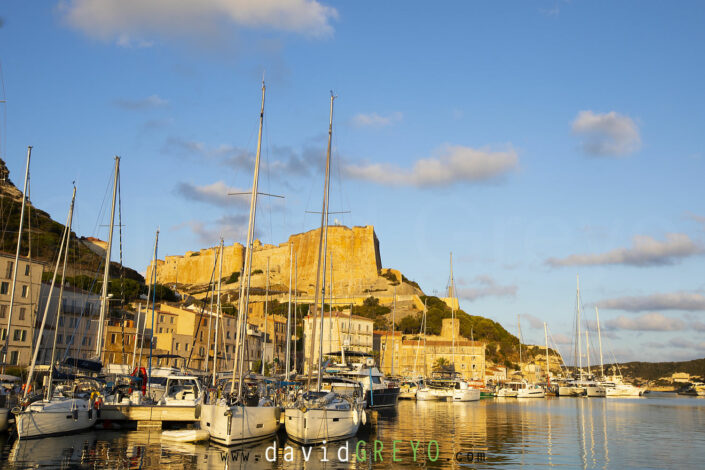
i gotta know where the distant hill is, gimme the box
[607,358,705,382]
[0,157,144,283]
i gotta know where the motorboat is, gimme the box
[496,381,522,398]
[453,380,481,401]
[158,375,203,406]
[516,381,546,398]
[324,353,400,409]
[398,379,424,399]
[602,375,646,397]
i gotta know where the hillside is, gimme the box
[0,157,144,283]
[607,358,705,382]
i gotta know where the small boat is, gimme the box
[1,374,20,432]
[398,379,424,399]
[497,381,523,398]
[516,381,546,398]
[161,429,210,443]
[602,375,646,397]
[453,380,481,401]
[677,382,705,397]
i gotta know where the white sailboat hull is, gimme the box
[15,399,97,439]
[200,403,280,446]
[284,406,361,445]
[453,389,481,401]
[558,386,585,397]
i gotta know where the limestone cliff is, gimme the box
[147,225,389,296]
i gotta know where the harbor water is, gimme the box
[1,393,704,469]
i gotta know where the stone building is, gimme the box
[375,318,486,382]
[303,311,374,373]
[0,253,44,366]
[35,283,101,365]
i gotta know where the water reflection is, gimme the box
[1,394,704,469]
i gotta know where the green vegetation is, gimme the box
[352,296,391,330]
[39,273,176,304]
[226,272,240,284]
[251,269,263,275]
[381,271,400,286]
[607,358,705,381]
[401,274,421,290]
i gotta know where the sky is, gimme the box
[0,1,704,364]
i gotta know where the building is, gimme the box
[376,318,486,382]
[248,302,288,372]
[672,372,691,383]
[35,283,101,365]
[140,303,263,373]
[303,310,374,372]
[0,253,44,366]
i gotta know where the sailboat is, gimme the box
[284,92,364,444]
[417,254,479,402]
[199,81,281,446]
[15,186,98,439]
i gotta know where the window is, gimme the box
[25,264,30,276]
[57,334,63,344]
[158,327,163,333]
[0,305,6,318]
[13,329,25,341]
[0,328,6,340]
[227,331,231,339]
[0,281,8,295]
[170,316,174,324]
[160,315,164,322]
[82,337,88,346]
[59,317,64,327]
[18,307,26,321]
[21,285,28,298]
[9,350,18,365]
[110,333,116,344]
[5,261,13,278]
[199,347,205,356]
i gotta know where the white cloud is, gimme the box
[175,181,249,208]
[60,0,338,46]
[546,233,702,267]
[345,144,518,187]
[597,292,705,312]
[114,94,169,109]
[605,313,684,331]
[351,112,403,128]
[572,110,640,157]
[174,214,250,245]
[458,275,517,302]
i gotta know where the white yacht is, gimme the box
[497,381,522,398]
[453,380,481,401]
[325,354,400,409]
[158,376,203,407]
[516,381,546,398]
[284,385,365,445]
[603,376,646,397]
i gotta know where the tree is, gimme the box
[433,357,454,373]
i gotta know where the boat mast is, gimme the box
[423,298,428,378]
[131,305,141,371]
[544,321,550,385]
[205,250,218,376]
[585,329,591,376]
[46,186,76,400]
[576,274,583,380]
[293,253,298,373]
[450,252,455,371]
[231,81,265,398]
[391,286,396,377]
[316,92,335,392]
[1,146,30,374]
[212,238,223,387]
[285,244,293,378]
[95,156,120,361]
[595,306,604,379]
[147,229,159,394]
[306,91,335,391]
[22,187,73,399]
[518,314,523,373]
[261,257,269,375]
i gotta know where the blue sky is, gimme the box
[1,1,704,363]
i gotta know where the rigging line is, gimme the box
[263,108,274,248]
[117,165,128,364]
[91,169,113,237]
[185,256,219,368]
